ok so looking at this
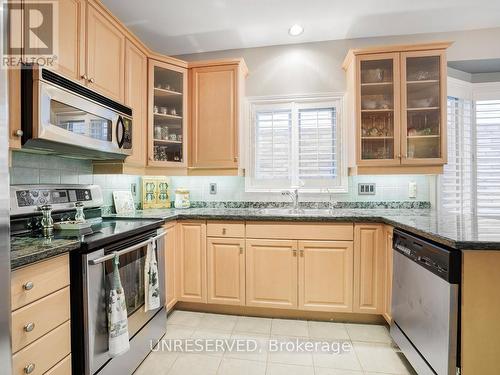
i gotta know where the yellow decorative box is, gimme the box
[141,176,171,209]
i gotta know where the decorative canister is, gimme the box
[174,189,190,209]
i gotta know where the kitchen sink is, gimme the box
[256,208,334,215]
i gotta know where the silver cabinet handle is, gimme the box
[81,74,88,81]
[24,363,35,374]
[89,230,167,265]
[14,129,23,137]
[292,249,297,257]
[24,322,35,332]
[222,228,227,235]
[239,246,243,255]
[89,77,95,83]
[23,281,34,291]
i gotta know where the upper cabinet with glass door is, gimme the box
[148,59,188,169]
[401,50,447,164]
[357,54,400,166]
[343,42,452,174]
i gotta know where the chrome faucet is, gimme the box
[282,188,299,210]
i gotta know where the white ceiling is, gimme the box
[101,0,500,56]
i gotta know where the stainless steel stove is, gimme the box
[10,185,167,374]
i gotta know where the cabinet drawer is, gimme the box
[12,320,71,375]
[11,255,70,311]
[246,222,354,241]
[45,355,71,375]
[207,221,245,238]
[11,287,70,353]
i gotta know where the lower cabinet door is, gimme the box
[245,239,298,309]
[353,224,385,313]
[164,222,178,311]
[178,221,207,303]
[207,237,245,305]
[298,241,354,312]
[383,225,394,323]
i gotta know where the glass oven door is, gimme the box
[83,231,166,375]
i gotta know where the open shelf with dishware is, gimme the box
[148,59,188,168]
[343,42,451,174]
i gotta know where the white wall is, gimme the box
[178,27,500,97]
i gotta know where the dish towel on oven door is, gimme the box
[145,240,161,311]
[108,254,130,357]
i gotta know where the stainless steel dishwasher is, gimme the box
[390,229,461,375]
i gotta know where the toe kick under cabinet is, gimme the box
[10,254,72,375]
[175,220,392,320]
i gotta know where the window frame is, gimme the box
[245,93,347,193]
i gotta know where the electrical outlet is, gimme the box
[131,183,137,196]
[358,183,376,195]
[408,181,417,199]
[209,183,217,195]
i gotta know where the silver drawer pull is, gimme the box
[24,363,35,374]
[24,322,35,332]
[222,228,227,235]
[23,281,34,291]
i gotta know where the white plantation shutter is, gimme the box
[475,100,500,216]
[298,108,337,180]
[247,95,346,192]
[439,97,473,214]
[255,110,292,180]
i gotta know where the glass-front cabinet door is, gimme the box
[148,60,188,167]
[401,50,446,164]
[357,53,401,165]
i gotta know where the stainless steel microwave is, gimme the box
[20,65,133,160]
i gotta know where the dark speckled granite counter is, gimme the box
[11,235,80,270]
[11,208,500,269]
[107,208,500,250]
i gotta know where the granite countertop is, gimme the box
[11,207,500,269]
[107,207,500,250]
[10,235,81,270]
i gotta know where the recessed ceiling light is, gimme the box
[288,24,304,36]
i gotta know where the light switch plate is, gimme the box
[209,183,217,195]
[358,183,376,195]
[408,181,417,198]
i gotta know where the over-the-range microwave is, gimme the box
[20,65,133,160]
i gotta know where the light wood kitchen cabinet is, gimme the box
[49,0,85,82]
[353,224,385,314]
[178,221,207,303]
[10,255,71,374]
[343,42,451,175]
[383,225,394,323]
[147,59,188,169]
[401,49,447,165]
[86,1,125,102]
[164,221,178,311]
[245,239,298,309]
[123,39,147,169]
[298,240,354,312]
[188,59,248,174]
[207,237,245,305]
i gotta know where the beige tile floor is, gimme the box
[135,310,416,375]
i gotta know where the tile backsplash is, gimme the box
[10,151,433,208]
[10,152,141,207]
[170,175,432,203]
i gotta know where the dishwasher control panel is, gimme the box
[393,229,461,283]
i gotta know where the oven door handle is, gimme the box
[88,230,167,265]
